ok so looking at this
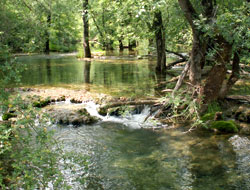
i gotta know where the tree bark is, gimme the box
[219,52,240,98]
[119,39,124,51]
[44,13,51,54]
[148,38,154,55]
[178,0,205,85]
[128,40,136,51]
[83,0,91,58]
[154,11,166,74]
[172,60,191,94]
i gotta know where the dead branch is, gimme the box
[172,59,191,95]
[166,58,187,70]
[165,49,188,59]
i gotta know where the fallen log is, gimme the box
[225,95,250,103]
[166,58,187,70]
[165,49,188,60]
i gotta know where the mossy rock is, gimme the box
[56,96,66,102]
[77,108,90,116]
[32,99,51,108]
[235,106,250,123]
[2,113,16,121]
[108,107,121,116]
[51,108,99,126]
[210,120,238,133]
[70,98,82,104]
[98,107,108,116]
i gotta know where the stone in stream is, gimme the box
[239,123,250,135]
[234,106,250,123]
[48,107,99,126]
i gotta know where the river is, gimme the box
[16,53,250,190]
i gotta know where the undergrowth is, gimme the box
[0,44,88,189]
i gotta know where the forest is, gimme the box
[0,0,250,189]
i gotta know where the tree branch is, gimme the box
[172,59,191,95]
[165,49,187,59]
[166,59,187,70]
[178,0,199,31]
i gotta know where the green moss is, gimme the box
[201,113,215,122]
[77,108,89,116]
[98,107,107,116]
[210,120,238,133]
[2,113,16,121]
[207,101,222,113]
[32,99,51,108]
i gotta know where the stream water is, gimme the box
[16,53,178,97]
[16,54,250,189]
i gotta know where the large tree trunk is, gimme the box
[178,0,206,85]
[153,11,166,74]
[202,37,232,102]
[83,0,91,58]
[189,34,206,85]
[148,38,154,55]
[44,13,51,54]
[128,40,136,51]
[119,39,124,51]
[178,0,237,104]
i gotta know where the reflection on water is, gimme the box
[17,54,176,97]
[55,122,250,190]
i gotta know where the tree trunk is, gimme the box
[105,40,114,51]
[178,0,238,104]
[189,34,206,85]
[219,52,240,98]
[83,0,91,58]
[148,38,154,55]
[44,13,51,54]
[128,40,136,51]
[202,37,232,103]
[119,39,124,51]
[153,11,166,74]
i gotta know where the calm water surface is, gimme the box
[17,53,175,97]
[17,54,250,189]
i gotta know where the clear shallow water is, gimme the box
[55,122,250,190]
[49,102,250,190]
